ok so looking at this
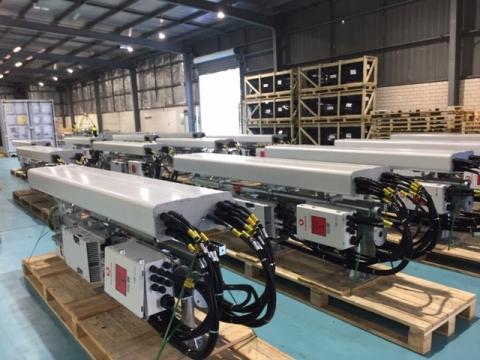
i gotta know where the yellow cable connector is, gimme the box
[383,219,393,228]
[241,230,251,239]
[250,214,258,223]
[243,224,254,233]
[184,277,195,289]
[231,228,242,238]
[187,229,200,240]
[200,232,209,242]
[187,243,198,254]
[383,187,395,199]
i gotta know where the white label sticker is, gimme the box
[350,69,357,75]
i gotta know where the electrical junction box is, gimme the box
[296,203,355,250]
[464,172,480,190]
[111,159,127,173]
[104,241,174,318]
[128,160,146,176]
[234,197,276,237]
[61,225,105,284]
[401,182,449,215]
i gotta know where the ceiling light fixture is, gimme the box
[25,55,33,61]
[38,81,44,87]
[33,2,50,11]
[0,74,4,79]
[4,70,10,74]
[13,46,22,53]
[14,61,23,67]
[52,76,58,81]
[120,44,134,52]
[217,10,225,19]
[4,54,11,60]
[158,32,166,40]
[66,68,74,74]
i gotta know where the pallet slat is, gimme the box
[22,253,291,360]
[209,231,477,354]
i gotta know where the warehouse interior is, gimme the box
[1,1,480,359]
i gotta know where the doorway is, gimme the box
[199,68,241,136]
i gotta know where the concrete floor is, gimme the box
[0,156,479,359]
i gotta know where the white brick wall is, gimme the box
[376,79,480,111]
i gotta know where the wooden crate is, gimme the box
[22,253,292,360]
[299,56,378,94]
[298,122,369,145]
[298,89,375,123]
[10,168,28,180]
[13,189,54,223]
[209,231,477,354]
[244,96,297,124]
[245,69,297,99]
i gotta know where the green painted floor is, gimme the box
[0,157,479,359]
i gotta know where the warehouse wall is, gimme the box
[190,0,480,104]
[59,54,191,133]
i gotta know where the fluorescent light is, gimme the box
[341,19,345,24]
[52,76,58,81]
[158,32,166,40]
[25,56,33,61]
[4,54,11,60]
[13,46,22,53]
[4,70,9,74]
[217,10,225,19]
[14,61,23,67]
[120,45,134,52]
[53,63,57,70]
[66,68,74,74]
[38,81,44,87]
[0,74,3,79]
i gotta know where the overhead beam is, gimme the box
[0,66,75,77]
[0,15,186,53]
[162,0,275,28]
[0,48,127,68]
[447,0,461,106]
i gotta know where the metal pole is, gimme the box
[93,77,104,133]
[66,84,75,128]
[183,53,196,132]
[129,67,141,132]
[447,0,461,106]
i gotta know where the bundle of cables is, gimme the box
[149,211,221,359]
[207,200,277,328]
[305,177,413,276]
[381,173,441,258]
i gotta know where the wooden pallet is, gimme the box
[10,168,28,180]
[13,189,54,223]
[420,235,480,277]
[209,231,477,354]
[22,253,292,360]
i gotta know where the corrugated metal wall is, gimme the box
[191,0,478,87]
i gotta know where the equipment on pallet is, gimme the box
[64,135,107,149]
[174,153,419,275]
[16,145,82,169]
[112,132,206,142]
[28,165,277,359]
[390,133,480,142]
[91,140,164,177]
[264,144,479,237]
[11,139,53,147]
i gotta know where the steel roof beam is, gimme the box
[0,15,186,53]
[162,0,275,28]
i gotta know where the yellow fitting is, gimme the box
[244,224,254,233]
[232,228,242,238]
[247,217,256,226]
[184,277,195,289]
[200,233,209,242]
[241,230,251,238]
[250,214,258,222]
[383,219,393,228]
[187,243,197,254]
[187,229,197,239]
